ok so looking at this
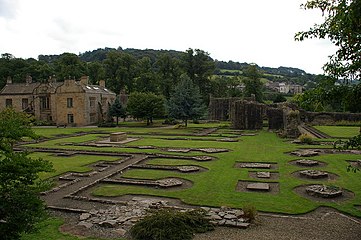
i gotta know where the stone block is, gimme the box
[246,183,270,191]
[110,132,127,142]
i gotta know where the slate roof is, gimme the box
[0,81,115,96]
[82,84,115,95]
[0,82,40,95]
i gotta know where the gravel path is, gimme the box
[194,207,361,240]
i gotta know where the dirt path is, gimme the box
[42,154,148,211]
[194,207,361,240]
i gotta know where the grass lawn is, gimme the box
[29,152,121,179]
[314,125,360,138]
[92,130,361,216]
[21,218,115,240]
[21,123,361,239]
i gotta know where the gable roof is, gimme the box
[0,82,41,95]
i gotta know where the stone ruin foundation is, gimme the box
[296,159,320,166]
[110,132,127,142]
[305,184,343,198]
[235,162,278,169]
[208,97,241,121]
[299,170,329,179]
[236,181,280,194]
[267,107,284,130]
[75,197,250,237]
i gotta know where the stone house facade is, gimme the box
[0,76,116,126]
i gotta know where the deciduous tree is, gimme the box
[0,108,53,240]
[127,92,165,125]
[295,0,361,81]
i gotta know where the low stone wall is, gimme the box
[301,111,361,124]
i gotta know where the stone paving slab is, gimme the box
[246,183,270,191]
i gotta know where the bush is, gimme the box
[163,118,179,125]
[242,204,258,223]
[298,133,313,144]
[334,134,361,150]
[130,209,214,240]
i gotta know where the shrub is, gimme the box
[163,118,179,125]
[130,209,214,240]
[242,204,258,222]
[298,133,313,144]
[334,134,361,150]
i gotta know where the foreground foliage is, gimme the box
[296,0,361,81]
[130,209,214,240]
[0,108,53,240]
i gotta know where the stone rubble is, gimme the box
[77,198,250,237]
[306,184,343,198]
[291,150,319,157]
[296,159,319,166]
[299,170,328,179]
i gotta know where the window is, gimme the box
[22,98,28,110]
[67,114,74,124]
[40,96,50,110]
[5,99,12,107]
[89,97,96,108]
[67,98,73,108]
[89,113,96,123]
[101,98,107,106]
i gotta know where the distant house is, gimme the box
[266,81,303,94]
[0,76,116,126]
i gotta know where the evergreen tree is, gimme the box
[109,97,126,125]
[167,75,206,126]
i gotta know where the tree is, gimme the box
[0,108,53,240]
[155,53,182,99]
[242,65,264,102]
[54,53,86,80]
[295,0,361,81]
[181,49,215,102]
[109,97,126,125]
[133,57,159,93]
[167,75,206,126]
[103,51,137,94]
[127,92,165,125]
[87,61,105,85]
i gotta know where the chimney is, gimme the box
[26,75,32,84]
[80,75,89,85]
[6,76,12,84]
[99,79,105,88]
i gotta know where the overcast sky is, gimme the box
[0,0,336,74]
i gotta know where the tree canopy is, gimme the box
[167,75,206,126]
[242,65,264,102]
[295,0,361,81]
[0,108,53,240]
[127,92,165,125]
[108,97,127,125]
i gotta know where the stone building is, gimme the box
[0,76,116,126]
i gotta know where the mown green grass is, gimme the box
[21,217,118,240]
[92,130,361,217]
[314,125,360,138]
[28,152,120,179]
[21,123,361,240]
